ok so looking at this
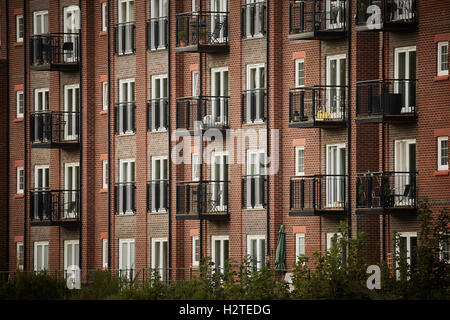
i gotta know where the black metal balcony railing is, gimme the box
[242,89,267,124]
[114,183,136,214]
[114,22,136,55]
[242,175,267,209]
[289,85,347,127]
[355,0,417,29]
[30,33,80,70]
[356,79,417,121]
[30,111,80,147]
[356,172,417,209]
[290,175,347,213]
[114,102,136,135]
[147,98,168,132]
[241,2,266,38]
[147,17,168,50]
[289,0,346,39]
[176,96,229,131]
[147,180,169,213]
[176,181,229,217]
[176,11,229,51]
[30,189,81,224]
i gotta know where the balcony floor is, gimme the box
[288,30,346,41]
[289,208,347,217]
[175,44,229,54]
[30,62,80,72]
[176,213,230,221]
[355,207,417,215]
[355,21,417,33]
[31,141,81,150]
[289,119,347,129]
[355,113,417,124]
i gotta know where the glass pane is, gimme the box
[223,71,229,96]
[37,246,42,270]
[74,244,79,266]
[409,51,416,79]
[224,240,229,262]
[130,242,135,269]
[214,240,221,268]
[398,52,406,78]
[122,242,128,269]
[67,244,73,267]
[155,242,160,268]
[44,245,49,270]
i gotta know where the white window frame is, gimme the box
[16,166,24,194]
[326,232,343,251]
[394,46,416,113]
[295,233,305,263]
[151,156,168,213]
[295,58,305,88]
[211,235,229,274]
[16,242,24,271]
[34,165,49,189]
[192,71,199,97]
[102,82,108,110]
[247,235,266,271]
[33,10,48,35]
[16,14,23,42]
[192,236,199,267]
[211,151,229,211]
[246,149,266,209]
[34,88,49,112]
[438,136,448,171]
[63,240,80,272]
[244,0,264,38]
[438,41,449,77]
[102,2,108,32]
[118,78,135,134]
[192,153,200,181]
[246,63,265,124]
[118,159,135,214]
[325,54,346,119]
[102,239,108,268]
[16,90,24,118]
[396,231,418,279]
[151,74,168,132]
[118,0,135,23]
[64,162,80,219]
[150,0,168,50]
[64,84,80,141]
[295,146,305,176]
[326,144,346,208]
[440,233,449,264]
[210,67,229,126]
[102,160,108,189]
[152,237,168,281]
[34,241,49,272]
[119,238,135,279]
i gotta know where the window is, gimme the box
[244,0,265,38]
[102,2,108,32]
[16,242,24,271]
[326,54,346,118]
[437,42,449,76]
[245,64,265,123]
[16,15,24,42]
[150,0,168,50]
[35,165,49,190]
[211,67,229,126]
[119,239,135,279]
[64,240,80,273]
[394,139,416,206]
[64,163,80,220]
[118,159,135,214]
[102,239,108,268]
[395,47,416,113]
[34,241,49,272]
[211,236,229,274]
[247,235,265,271]
[64,84,80,141]
[192,71,199,97]
[326,232,343,251]
[295,233,305,262]
[102,82,108,110]
[295,59,305,88]
[246,150,266,209]
[34,88,49,112]
[16,90,24,118]
[16,166,24,194]
[192,236,200,267]
[33,11,49,35]
[151,156,168,212]
[440,234,449,263]
[326,144,346,208]
[192,153,200,181]
[396,232,418,279]
[295,146,305,176]
[118,0,135,54]
[211,152,229,211]
[192,0,198,12]
[118,79,135,134]
[151,75,168,131]
[102,160,108,189]
[438,136,448,171]
[63,6,80,63]
[152,238,168,281]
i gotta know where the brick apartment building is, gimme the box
[0,0,449,280]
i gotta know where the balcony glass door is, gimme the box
[34,242,49,272]
[119,79,135,134]
[151,75,168,131]
[247,150,265,209]
[63,6,80,62]
[64,163,80,218]
[33,11,48,35]
[326,0,344,30]
[119,159,136,214]
[245,0,264,37]
[152,238,168,281]
[64,240,80,283]
[211,236,229,274]
[395,47,416,113]
[211,0,228,43]
[119,0,135,54]
[326,55,346,120]
[34,88,50,142]
[396,232,417,279]
[152,157,168,212]
[211,67,228,126]
[64,84,80,141]
[394,139,416,206]
[326,144,345,208]
[211,152,228,212]
[151,0,168,50]
[247,64,265,123]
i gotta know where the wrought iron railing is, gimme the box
[289,0,346,35]
[30,189,81,223]
[242,89,267,124]
[176,96,229,131]
[176,11,229,47]
[147,180,169,213]
[114,102,136,135]
[356,79,417,117]
[115,182,136,214]
[242,175,267,209]
[241,2,266,38]
[114,22,136,55]
[147,98,169,132]
[290,175,347,212]
[356,172,417,208]
[176,180,229,215]
[147,17,168,50]
[30,33,80,68]
[355,0,417,26]
[30,111,80,145]
[289,85,347,124]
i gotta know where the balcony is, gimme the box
[115,183,136,215]
[147,17,168,51]
[30,190,80,226]
[356,172,417,214]
[356,79,417,123]
[242,175,267,209]
[355,0,417,32]
[147,180,169,213]
[30,111,80,149]
[114,102,136,135]
[290,175,347,216]
[147,98,168,132]
[175,11,229,53]
[114,22,136,56]
[288,0,347,41]
[30,33,80,71]
[176,96,229,132]
[176,180,230,220]
[289,85,347,128]
[241,2,266,38]
[242,89,267,124]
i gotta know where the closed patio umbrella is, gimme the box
[275,225,286,272]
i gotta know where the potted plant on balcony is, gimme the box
[178,31,187,47]
[198,28,207,45]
